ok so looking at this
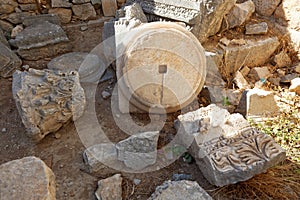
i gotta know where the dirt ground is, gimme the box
[0,17,216,200]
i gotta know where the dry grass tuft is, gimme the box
[210,160,300,200]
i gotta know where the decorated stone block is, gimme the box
[176,104,286,186]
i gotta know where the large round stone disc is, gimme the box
[118,22,206,113]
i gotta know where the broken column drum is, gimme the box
[117,22,206,113]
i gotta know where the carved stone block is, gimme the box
[12,68,86,141]
[176,104,286,186]
[127,0,236,42]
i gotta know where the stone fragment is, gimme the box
[10,24,23,38]
[91,0,101,5]
[280,74,299,83]
[22,14,61,27]
[12,68,85,141]
[246,22,268,35]
[72,3,97,20]
[2,12,32,25]
[249,66,271,81]
[220,37,279,78]
[274,51,292,68]
[48,8,72,24]
[0,28,9,47]
[101,90,111,99]
[47,52,104,82]
[19,3,37,11]
[240,66,250,76]
[172,174,193,181]
[0,156,56,200]
[148,180,213,200]
[0,20,14,32]
[176,104,286,186]
[95,174,122,200]
[234,71,250,89]
[230,38,246,45]
[205,51,226,87]
[10,21,70,60]
[289,78,300,95]
[116,131,159,170]
[0,0,18,14]
[102,0,117,16]
[246,88,279,117]
[206,87,242,110]
[72,0,90,4]
[51,0,72,8]
[268,77,280,86]
[0,42,22,78]
[223,0,255,29]
[18,0,35,3]
[83,143,118,173]
[252,0,281,17]
[220,37,231,46]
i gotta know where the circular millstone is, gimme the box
[118,22,206,113]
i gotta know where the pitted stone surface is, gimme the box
[148,180,213,200]
[12,68,85,141]
[0,156,56,200]
[176,104,286,186]
[116,22,206,113]
[116,131,159,170]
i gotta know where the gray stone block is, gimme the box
[176,104,286,186]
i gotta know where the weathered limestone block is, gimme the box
[274,51,292,68]
[19,3,38,12]
[9,21,70,60]
[83,143,119,172]
[252,0,281,17]
[220,37,280,79]
[148,180,213,200]
[246,22,268,35]
[128,0,236,42]
[249,66,271,81]
[223,0,255,29]
[0,0,18,14]
[102,0,117,16]
[47,52,104,82]
[51,0,72,8]
[48,8,72,24]
[12,68,86,141]
[1,12,33,25]
[95,174,122,200]
[0,19,14,32]
[246,88,280,118]
[176,104,286,186]
[0,28,9,47]
[22,14,61,27]
[116,131,159,170]
[0,42,22,78]
[72,3,97,20]
[0,156,56,200]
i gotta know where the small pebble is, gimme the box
[22,65,30,70]
[133,178,141,185]
[101,91,111,100]
[80,25,88,31]
[2,128,7,133]
[55,133,61,139]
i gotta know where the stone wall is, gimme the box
[0,0,124,34]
